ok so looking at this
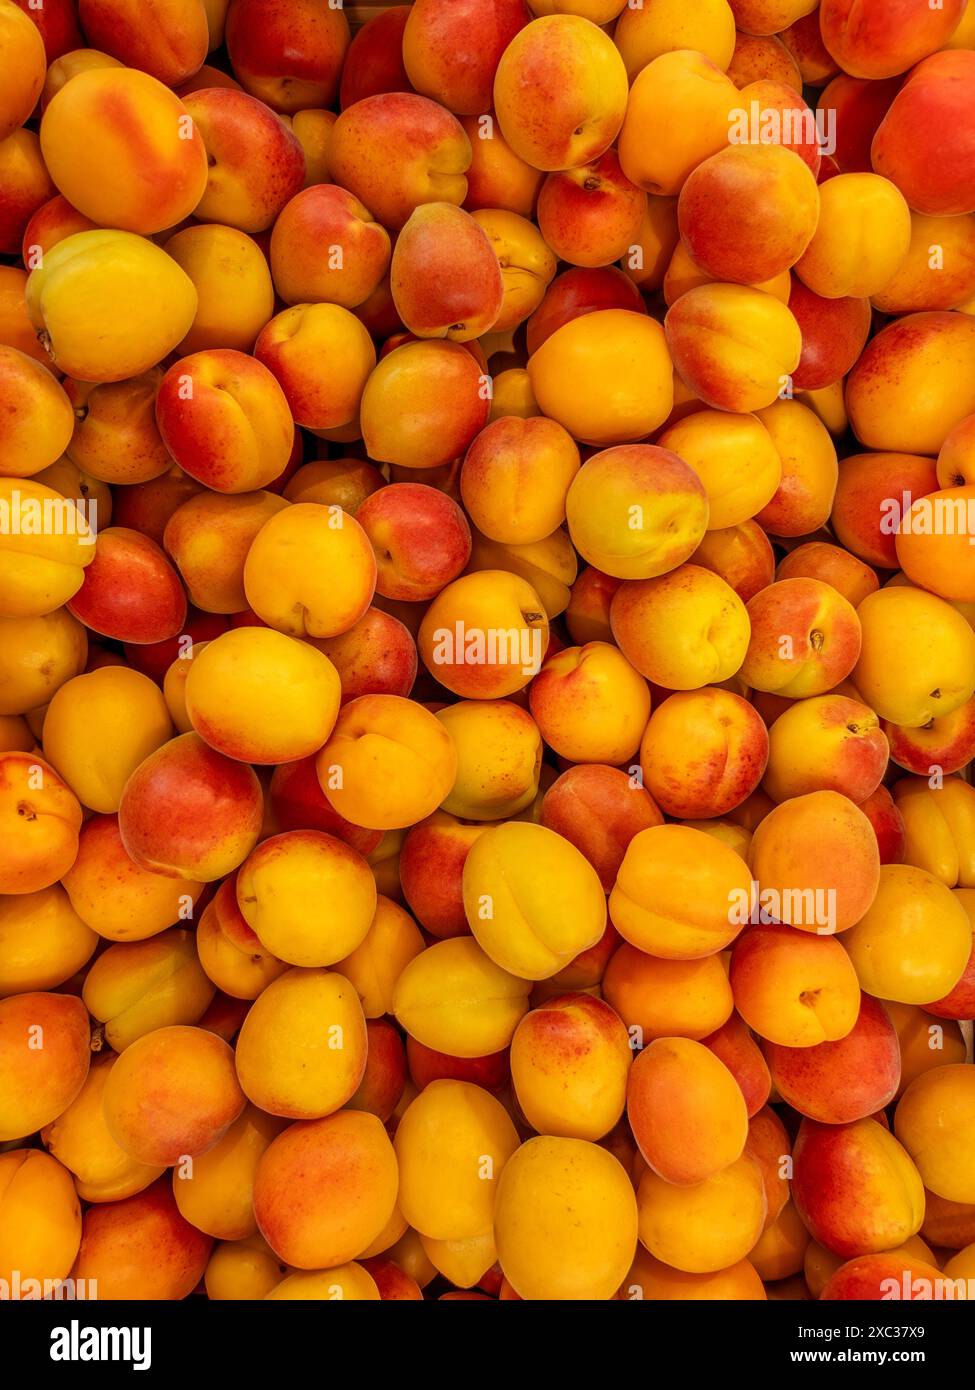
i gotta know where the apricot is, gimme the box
[0,476,94,621]
[494,1136,637,1300]
[795,173,911,299]
[637,1154,767,1274]
[336,896,424,1022]
[163,224,274,358]
[819,0,964,80]
[615,0,735,78]
[62,813,204,943]
[328,92,471,232]
[82,928,214,1052]
[0,0,46,140]
[871,50,975,217]
[764,695,887,805]
[660,412,781,532]
[102,1024,244,1167]
[205,1235,287,1301]
[529,642,650,765]
[691,521,775,604]
[39,68,207,234]
[0,991,90,1142]
[529,310,673,446]
[0,884,96,996]
[0,608,87,718]
[462,820,605,980]
[118,731,263,883]
[539,764,662,893]
[619,50,738,197]
[792,1116,925,1258]
[69,1178,212,1300]
[26,230,199,383]
[624,1250,766,1302]
[0,1147,82,1292]
[627,1037,748,1186]
[610,822,752,960]
[356,483,470,603]
[225,0,349,112]
[41,1054,163,1204]
[392,203,504,342]
[0,347,74,480]
[461,416,579,548]
[510,994,630,1141]
[855,586,975,728]
[418,569,549,699]
[63,371,169,487]
[640,689,768,821]
[893,774,975,889]
[611,565,751,691]
[253,1111,398,1269]
[172,1104,283,1243]
[0,749,82,896]
[820,1251,951,1301]
[195,878,286,1001]
[266,1266,380,1301]
[361,340,489,470]
[895,1064,975,1206]
[603,947,733,1045]
[402,0,526,115]
[434,700,541,823]
[235,967,367,1120]
[665,283,802,414]
[730,922,862,1046]
[393,936,531,1058]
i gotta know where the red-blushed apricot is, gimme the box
[528,265,645,353]
[788,277,872,391]
[848,311,975,456]
[82,928,215,1052]
[493,14,627,173]
[61,814,204,943]
[268,754,383,855]
[730,922,862,1046]
[819,0,964,80]
[529,311,674,446]
[821,1252,950,1301]
[743,1104,792,1233]
[225,0,349,112]
[927,888,975,1020]
[316,694,457,832]
[764,993,900,1124]
[0,750,82,895]
[269,184,391,309]
[775,542,878,608]
[461,416,580,547]
[102,1024,244,1167]
[843,862,973,1006]
[403,0,528,116]
[235,967,367,1120]
[678,144,819,286]
[0,347,74,480]
[627,1037,748,1186]
[792,1117,926,1258]
[873,210,975,314]
[536,150,645,270]
[701,1014,772,1117]
[494,1136,637,1300]
[253,1111,398,1269]
[603,947,733,1045]
[172,1104,284,1242]
[564,444,708,579]
[76,0,207,85]
[62,370,169,487]
[155,351,293,495]
[895,1064,975,1205]
[347,1018,408,1123]
[328,92,471,232]
[69,1177,212,1299]
[118,732,263,883]
[391,203,503,342]
[640,689,768,820]
[623,1248,766,1302]
[0,991,90,1142]
[510,994,631,1140]
[529,641,650,765]
[406,1036,509,1095]
[393,937,531,1058]
[39,68,208,234]
[361,340,490,470]
[610,565,751,691]
[399,812,486,937]
[741,577,860,699]
[665,283,802,413]
[804,1232,936,1300]
[540,764,664,892]
[856,587,975,729]
[749,790,880,934]
[871,50,975,217]
[66,527,186,646]
[637,1153,767,1275]
[0,129,56,261]
[763,695,887,804]
[610,823,753,960]
[356,483,471,603]
[395,1078,519,1240]
[255,304,375,434]
[162,491,289,617]
[832,452,939,569]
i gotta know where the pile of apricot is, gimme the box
[1,0,974,1303]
